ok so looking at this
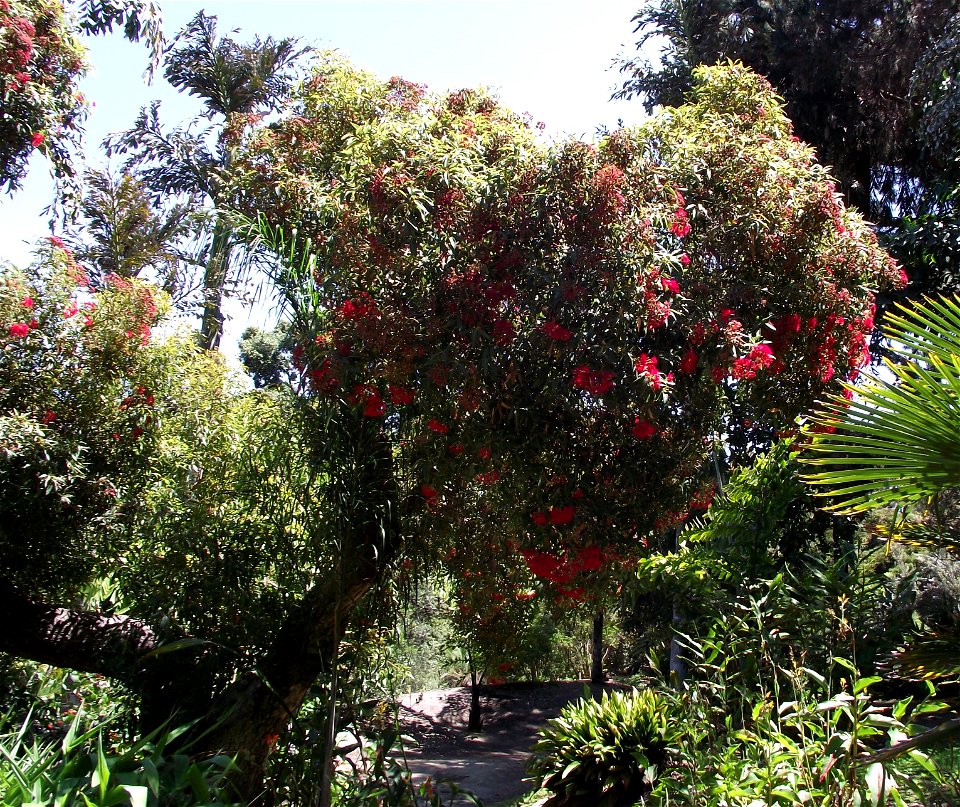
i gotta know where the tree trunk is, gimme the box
[590,609,605,684]
[198,221,232,351]
[467,658,483,733]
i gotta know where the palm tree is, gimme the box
[67,167,203,299]
[105,12,309,349]
[801,294,960,515]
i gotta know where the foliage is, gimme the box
[0,706,239,807]
[528,687,677,805]
[65,168,205,297]
[644,586,953,806]
[614,0,959,302]
[237,54,901,603]
[0,245,165,596]
[803,294,960,515]
[0,0,163,199]
[0,0,87,194]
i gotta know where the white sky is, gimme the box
[0,0,652,348]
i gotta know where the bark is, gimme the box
[0,577,161,682]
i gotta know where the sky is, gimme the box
[0,0,653,349]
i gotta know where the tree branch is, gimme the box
[0,577,161,682]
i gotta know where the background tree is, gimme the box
[105,11,309,349]
[615,0,960,299]
[65,167,204,297]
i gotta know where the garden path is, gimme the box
[395,681,630,806]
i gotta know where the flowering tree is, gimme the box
[0,0,87,193]
[0,0,162,196]
[0,55,903,801]
[236,55,901,592]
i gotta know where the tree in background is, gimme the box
[65,167,205,297]
[616,0,960,298]
[106,11,308,349]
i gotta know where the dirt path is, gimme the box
[395,681,630,806]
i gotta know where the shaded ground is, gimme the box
[394,681,630,806]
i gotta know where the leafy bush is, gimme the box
[0,708,239,806]
[528,687,677,805]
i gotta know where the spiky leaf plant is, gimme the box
[527,688,677,806]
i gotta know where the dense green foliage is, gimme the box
[616,0,960,301]
[529,687,675,805]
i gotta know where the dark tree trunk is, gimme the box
[467,660,483,733]
[590,609,605,684]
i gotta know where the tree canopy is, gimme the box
[616,0,960,296]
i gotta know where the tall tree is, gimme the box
[106,11,308,349]
[615,0,960,298]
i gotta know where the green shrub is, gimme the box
[528,687,677,806]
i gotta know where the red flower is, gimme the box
[531,511,548,526]
[679,348,698,374]
[669,208,691,237]
[477,446,491,460]
[363,394,386,417]
[428,418,449,434]
[63,301,78,319]
[710,365,726,383]
[630,417,658,440]
[30,131,44,148]
[8,322,29,338]
[476,470,500,485]
[549,505,576,525]
[41,410,55,424]
[575,545,603,571]
[389,384,415,405]
[448,442,465,456]
[421,484,438,499]
[661,276,680,294]
[679,253,691,265]
[572,366,615,396]
[20,297,33,309]
[542,321,573,341]
[492,319,516,345]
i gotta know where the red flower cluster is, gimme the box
[731,344,775,380]
[630,417,658,440]
[572,365,615,396]
[542,321,572,341]
[669,207,691,237]
[389,384,415,405]
[8,322,29,338]
[679,348,698,374]
[634,353,664,390]
[350,384,387,417]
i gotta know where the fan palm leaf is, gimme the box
[801,295,960,514]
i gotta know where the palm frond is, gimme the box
[801,295,960,514]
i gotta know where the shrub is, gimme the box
[528,687,677,806]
